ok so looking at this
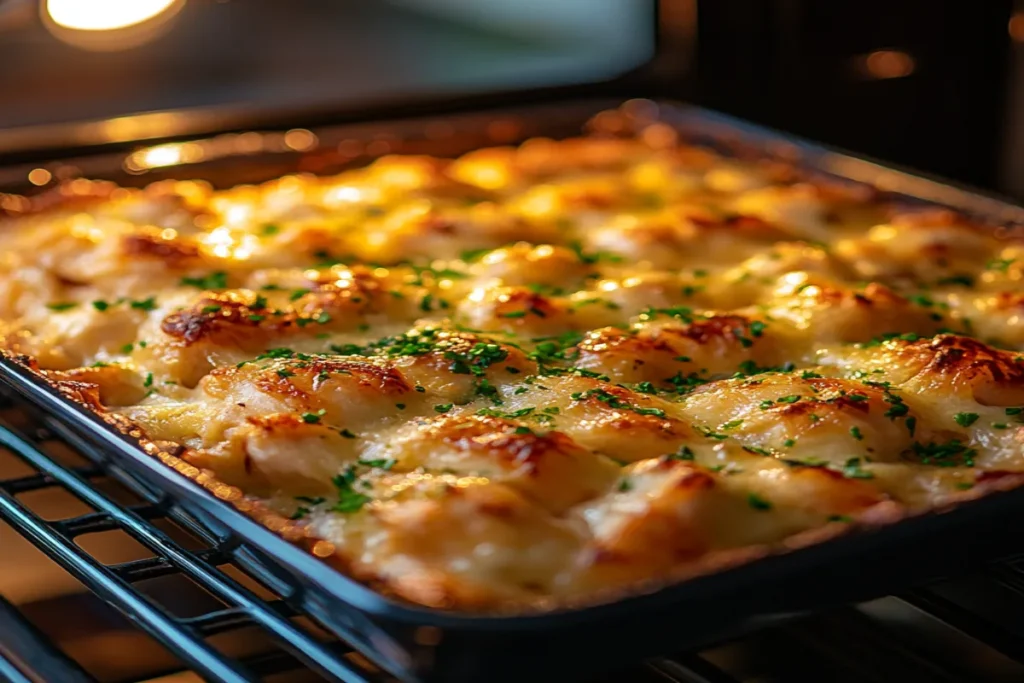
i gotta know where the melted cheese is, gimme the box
[2,134,1023,611]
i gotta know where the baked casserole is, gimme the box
[3,131,1024,611]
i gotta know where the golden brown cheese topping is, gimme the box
[3,135,1024,611]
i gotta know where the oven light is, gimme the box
[45,0,180,31]
[42,0,185,50]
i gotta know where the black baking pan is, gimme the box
[3,98,1024,683]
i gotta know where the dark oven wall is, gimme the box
[689,0,1016,197]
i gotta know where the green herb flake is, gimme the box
[180,272,228,289]
[747,493,772,510]
[130,297,158,311]
[330,468,372,513]
[987,257,1016,272]
[668,445,695,461]
[301,409,327,424]
[358,458,395,470]
[954,412,979,428]
[46,302,77,312]
[841,457,874,479]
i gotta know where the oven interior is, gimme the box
[5,2,1024,682]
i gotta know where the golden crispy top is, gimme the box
[3,135,1024,611]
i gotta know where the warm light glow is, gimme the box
[283,129,317,152]
[27,169,52,186]
[856,50,916,80]
[1011,13,1024,42]
[46,0,179,31]
[126,142,203,172]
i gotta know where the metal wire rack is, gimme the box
[6,390,1024,683]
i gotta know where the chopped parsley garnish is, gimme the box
[46,302,77,311]
[201,305,223,314]
[261,224,280,236]
[697,426,728,440]
[358,458,395,470]
[92,300,111,311]
[937,274,974,287]
[747,493,772,510]
[143,372,154,388]
[339,428,358,439]
[330,467,372,513]
[841,457,874,479]
[301,409,327,424]
[568,241,624,265]
[434,403,453,414]
[911,439,977,467]
[954,412,979,428]
[289,288,310,301]
[130,297,158,312]
[617,479,633,492]
[569,388,665,418]
[850,426,863,441]
[641,306,697,324]
[987,257,1016,272]
[180,272,228,289]
[668,445,695,461]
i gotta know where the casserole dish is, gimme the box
[4,99,1024,682]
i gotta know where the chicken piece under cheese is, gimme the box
[572,314,781,386]
[383,327,536,404]
[309,477,585,608]
[495,375,695,462]
[833,210,999,285]
[681,374,922,466]
[763,273,947,345]
[367,414,619,513]
[468,243,597,290]
[572,457,886,591]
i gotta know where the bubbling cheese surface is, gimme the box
[3,136,1024,610]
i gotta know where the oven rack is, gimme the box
[5,392,1024,682]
